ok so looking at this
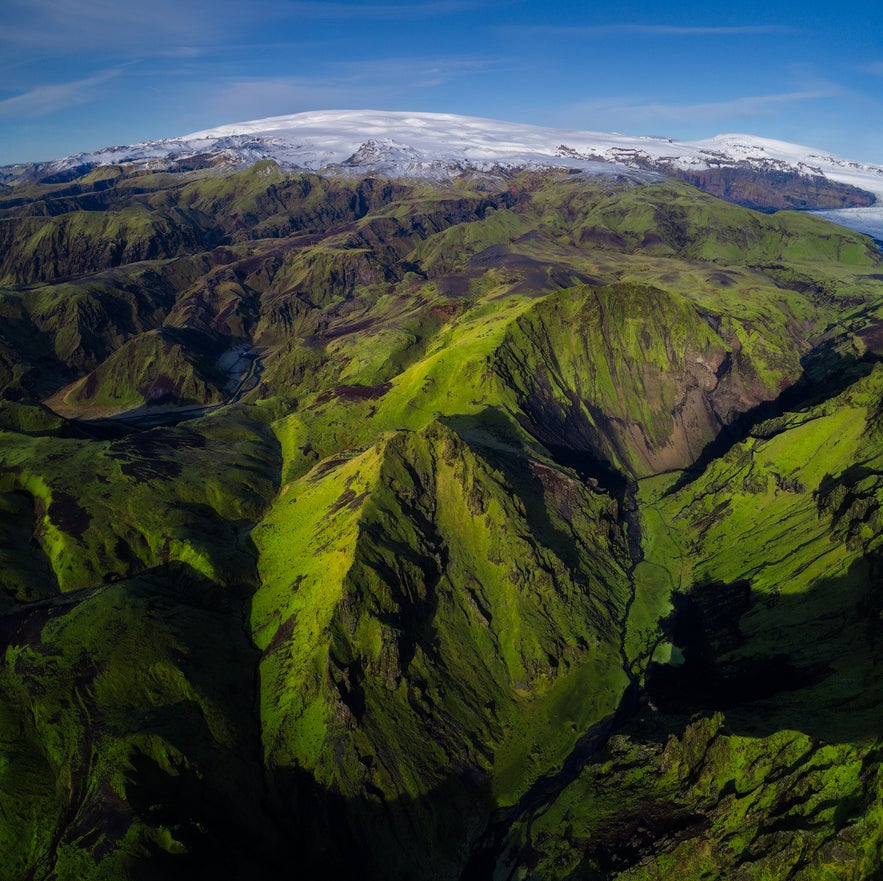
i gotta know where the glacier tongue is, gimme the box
[814,205,883,243]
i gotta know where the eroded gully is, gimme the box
[460,487,645,880]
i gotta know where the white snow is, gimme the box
[18,109,883,240]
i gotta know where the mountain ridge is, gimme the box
[5,109,881,241]
[3,109,881,198]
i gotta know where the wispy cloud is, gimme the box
[2,0,500,55]
[2,0,232,53]
[502,23,794,37]
[207,56,497,120]
[865,61,883,75]
[560,88,837,130]
[0,69,121,117]
[209,77,374,120]
[263,0,494,19]
[160,47,205,59]
[333,55,499,81]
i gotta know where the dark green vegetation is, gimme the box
[1,161,883,879]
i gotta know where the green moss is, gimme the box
[1,165,883,878]
[255,421,632,818]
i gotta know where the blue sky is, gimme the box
[1,0,881,165]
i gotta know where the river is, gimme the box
[73,345,264,436]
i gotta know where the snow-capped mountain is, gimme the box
[6,110,883,238]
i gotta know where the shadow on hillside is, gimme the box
[666,342,883,496]
[15,420,881,881]
[125,540,883,881]
[536,553,883,879]
[86,548,883,881]
[443,408,626,579]
[642,553,883,744]
[127,755,493,881]
[443,407,628,496]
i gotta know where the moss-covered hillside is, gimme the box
[1,163,882,879]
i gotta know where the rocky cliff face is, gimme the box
[669,166,878,211]
[494,282,789,477]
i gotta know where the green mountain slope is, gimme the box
[0,162,882,879]
[502,351,883,880]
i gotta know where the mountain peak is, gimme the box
[10,109,876,189]
[3,109,883,236]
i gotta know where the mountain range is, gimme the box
[0,110,882,880]
[4,110,883,224]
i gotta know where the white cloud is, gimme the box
[262,0,492,19]
[1,0,500,56]
[501,23,794,38]
[207,77,372,121]
[0,69,121,117]
[2,0,234,54]
[333,55,498,81]
[160,47,205,59]
[557,88,837,131]
[205,56,497,119]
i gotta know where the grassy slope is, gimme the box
[509,357,883,881]
[245,176,883,877]
[256,422,630,782]
[0,405,283,878]
[50,329,226,414]
[253,420,630,878]
[1,164,883,878]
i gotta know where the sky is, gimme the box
[1,0,882,166]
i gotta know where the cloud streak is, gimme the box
[503,23,794,37]
[209,77,374,120]
[0,69,121,117]
[206,56,499,120]
[2,0,235,54]
[561,88,837,130]
[332,55,499,80]
[2,0,501,56]
[263,0,494,19]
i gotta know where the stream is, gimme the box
[460,491,645,880]
[72,345,264,436]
